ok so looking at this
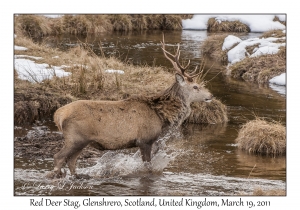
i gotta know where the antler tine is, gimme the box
[190,65,198,75]
[174,46,190,70]
[161,33,200,81]
[161,34,183,74]
[191,66,203,78]
[161,45,181,74]
[175,57,190,71]
[182,66,202,82]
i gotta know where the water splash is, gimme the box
[78,131,180,178]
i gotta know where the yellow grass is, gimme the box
[187,99,228,124]
[207,18,250,33]
[14,14,193,38]
[235,118,286,155]
[14,34,227,125]
[229,49,286,84]
[201,34,229,64]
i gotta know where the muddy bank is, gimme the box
[14,125,104,161]
[14,85,73,126]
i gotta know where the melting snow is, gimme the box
[222,35,242,51]
[14,57,71,83]
[270,73,286,86]
[105,69,125,74]
[15,45,28,51]
[182,15,286,32]
[225,36,285,64]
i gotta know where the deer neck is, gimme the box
[149,83,191,127]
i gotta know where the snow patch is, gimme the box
[222,35,242,51]
[43,15,62,18]
[269,73,286,86]
[14,58,71,83]
[183,15,286,32]
[105,69,124,74]
[226,36,285,64]
[15,55,43,60]
[15,45,28,51]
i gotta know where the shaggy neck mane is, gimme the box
[127,82,190,127]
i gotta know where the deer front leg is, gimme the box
[139,142,153,162]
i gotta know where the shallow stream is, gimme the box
[14,30,286,196]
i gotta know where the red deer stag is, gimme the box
[50,35,213,178]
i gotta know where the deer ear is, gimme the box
[175,73,186,86]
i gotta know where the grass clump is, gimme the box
[201,34,229,64]
[229,49,286,84]
[260,29,286,39]
[207,18,250,33]
[14,15,53,39]
[235,118,286,156]
[186,99,228,124]
[273,16,286,26]
[109,14,133,31]
[15,14,193,38]
[62,15,91,35]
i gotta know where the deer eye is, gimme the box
[193,86,198,90]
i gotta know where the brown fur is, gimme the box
[135,81,188,126]
[51,72,213,178]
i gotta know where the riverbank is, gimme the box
[201,29,286,85]
[14,33,228,126]
[14,14,193,39]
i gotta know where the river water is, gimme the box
[14,30,286,196]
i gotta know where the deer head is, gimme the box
[161,34,213,103]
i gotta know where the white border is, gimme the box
[3,0,298,208]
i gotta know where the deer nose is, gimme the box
[205,94,214,102]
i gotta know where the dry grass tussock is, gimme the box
[14,15,53,39]
[201,33,245,65]
[201,34,229,64]
[235,118,286,156]
[273,16,286,26]
[15,14,193,39]
[260,29,286,39]
[206,17,285,33]
[46,15,113,35]
[207,18,250,33]
[201,29,286,84]
[14,35,227,125]
[186,99,228,124]
[229,48,286,84]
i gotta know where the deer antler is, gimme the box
[161,34,202,82]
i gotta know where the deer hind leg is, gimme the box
[139,142,153,162]
[53,141,89,177]
[66,142,90,176]
[45,151,66,179]
[53,146,71,178]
